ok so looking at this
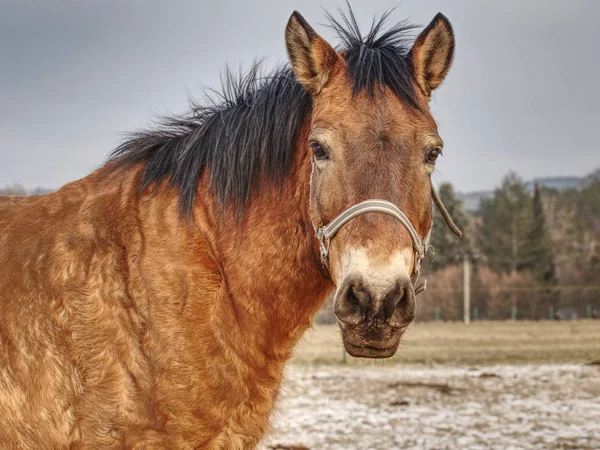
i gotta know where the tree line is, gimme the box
[420,172,600,321]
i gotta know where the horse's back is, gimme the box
[0,178,132,447]
[0,168,168,448]
[0,189,90,448]
[0,194,41,233]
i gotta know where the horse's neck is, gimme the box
[76,152,332,440]
[204,150,333,362]
[125,145,332,368]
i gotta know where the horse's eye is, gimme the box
[310,141,328,160]
[426,148,442,164]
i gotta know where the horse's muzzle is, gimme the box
[334,274,416,358]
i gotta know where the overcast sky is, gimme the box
[1,0,599,193]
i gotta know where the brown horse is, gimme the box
[0,7,458,449]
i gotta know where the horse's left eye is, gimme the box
[310,141,329,160]
[426,148,442,164]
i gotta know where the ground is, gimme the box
[263,321,600,450]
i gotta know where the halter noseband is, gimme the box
[310,159,462,296]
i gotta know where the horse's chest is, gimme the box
[158,369,282,448]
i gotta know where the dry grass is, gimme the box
[291,320,600,365]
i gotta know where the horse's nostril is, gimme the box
[383,285,405,320]
[396,281,416,325]
[335,278,372,325]
[349,284,370,309]
[398,287,409,309]
[347,285,359,307]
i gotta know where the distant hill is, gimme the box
[459,168,600,213]
[524,176,581,192]
[459,190,495,213]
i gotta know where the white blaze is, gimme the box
[333,247,414,298]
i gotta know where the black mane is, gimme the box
[109,7,419,216]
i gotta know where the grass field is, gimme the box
[291,320,600,365]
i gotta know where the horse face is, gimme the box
[286,11,455,358]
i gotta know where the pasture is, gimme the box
[265,321,600,449]
[291,320,600,366]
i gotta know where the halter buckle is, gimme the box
[315,227,330,268]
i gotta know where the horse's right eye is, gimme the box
[426,147,442,164]
[310,141,329,160]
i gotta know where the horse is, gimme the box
[0,7,459,449]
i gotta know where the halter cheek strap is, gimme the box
[309,158,462,296]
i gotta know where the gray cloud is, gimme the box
[1,0,599,192]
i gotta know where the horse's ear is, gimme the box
[285,11,338,95]
[410,13,455,97]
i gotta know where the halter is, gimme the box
[310,158,462,296]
